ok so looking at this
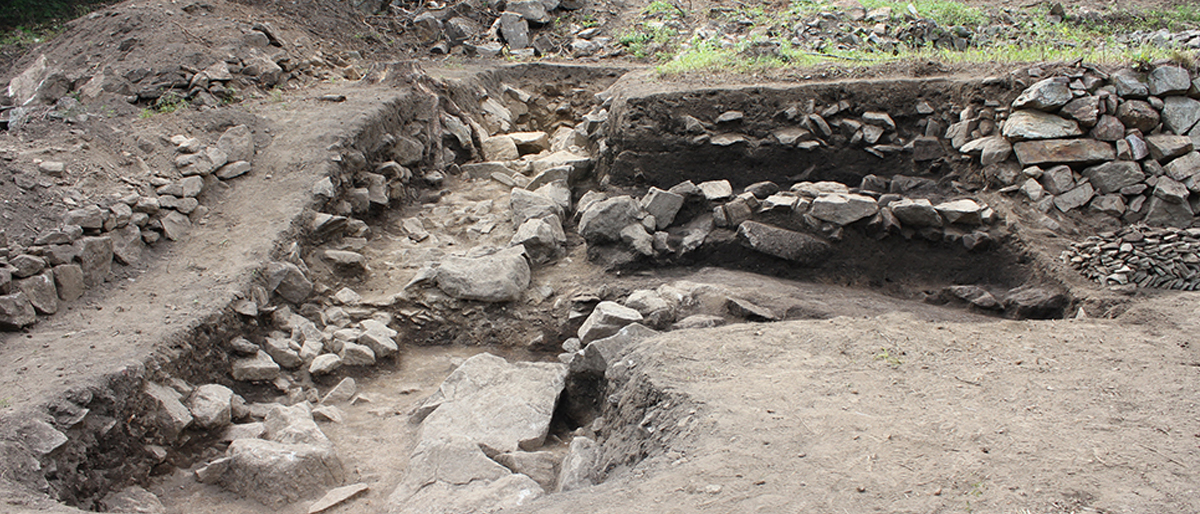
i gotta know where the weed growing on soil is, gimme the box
[873,348,904,367]
[139,91,189,118]
[0,397,10,408]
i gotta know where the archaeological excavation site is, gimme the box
[1,0,1199,512]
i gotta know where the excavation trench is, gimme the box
[2,65,1079,514]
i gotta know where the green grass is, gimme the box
[139,91,189,118]
[859,0,986,26]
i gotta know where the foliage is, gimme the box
[0,0,119,32]
[859,0,986,26]
[139,91,189,118]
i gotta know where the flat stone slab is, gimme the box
[1013,139,1114,165]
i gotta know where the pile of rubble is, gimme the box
[0,124,259,330]
[1063,225,1200,290]
[947,63,1200,228]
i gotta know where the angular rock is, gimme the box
[511,215,566,261]
[1001,110,1082,140]
[1039,164,1076,195]
[942,285,1000,310]
[219,438,343,507]
[1012,139,1114,165]
[187,384,234,430]
[0,292,37,329]
[232,350,280,382]
[1111,69,1149,98]
[1090,114,1126,142]
[578,196,640,243]
[110,224,144,266]
[387,435,543,514]
[308,483,369,514]
[264,336,302,369]
[160,211,192,241]
[508,131,550,155]
[322,377,357,405]
[556,436,598,493]
[726,297,778,321]
[1153,177,1189,204]
[935,199,984,225]
[1059,96,1100,127]
[1146,135,1194,161]
[578,301,644,344]
[217,125,255,163]
[1054,182,1095,212]
[809,193,878,225]
[266,261,313,304]
[1083,161,1145,193]
[510,188,563,228]
[1149,65,1192,96]
[890,198,942,227]
[1090,194,1126,216]
[144,382,193,441]
[500,12,531,50]
[77,236,113,288]
[697,180,733,201]
[1116,100,1160,133]
[736,221,830,264]
[1021,178,1046,201]
[619,223,654,256]
[1164,151,1200,181]
[482,135,519,161]
[435,246,530,302]
[640,188,683,230]
[15,271,57,315]
[1003,285,1069,320]
[53,264,84,302]
[358,319,399,358]
[1012,77,1072,111]
[494,451,558,491]
[417,353,567,453]
[1161,96,1200,135]
[340,342,376,366]
[100,486,165,514]
[1143,196,1194,227]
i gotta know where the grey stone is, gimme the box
[890,198,942,227]
[482,135,519,161]
[435,246,530,302]
[1054,182,1095,212]
[640,188,683,230]
[110,224,144,265]
[77,236,112,287]
[578,301,644,344]
[322,377,357,405]
[216,160,252,180]
[324,250,366,270]
[697,180,733,201]
[1012,77,1072,111]
[509,131,550,155]
[144,382,193,441]
[1116,100,1160,133]
[1161,96,1200,135]
[500,12,530,49]
[511,188,563,228]
[620,223,654,256]
[219,438,342,507]
[264,336,302,369]
[736,221,831,265]
[229,336,259,356]
[309,354,342,375]
[1059,96,1100,127]
[726,297,778,321]
[160,211,192,241]
[100,486,165,514]
[1090,114,1126,142]
[809,193,878,225]
[495,451,558,491]
[1111,69,1149,98]
[53,264,84,302]
[308,483,370,514]
[1013,139,1114,165]
[1148,65,1192,96]
[935,199,984,225]
[15,271,57,315]
[463,162,513,180]
[64,205,105,230]
[266,261,313,304]
[1142,196,1194,227]
[556,436,598,493]
[1164,151,1200,181]
[1083,161,1144,193]
[386,435,543,514]
[1146,135,1194,161]
[533,180,571,214]
[672,314,726,330]
[511,215,565,261]
[187,384,234,430]
[9,254,45,279]
[340,342,376,366]
[526,166,570,192]
[0,292,36,329]
[217,125,255,163]
[1002,110,1082,140]
[1153,177,1189,204]
[1123,134,1150,160]
[230,348,277,381]
[358,319,399,358]
[942,285,1000,310]
[1021,178,1046,201]
[417,353,567,453]
[579,196,640,243]
[1090,194,1126,216]
[1039,165,1076,195]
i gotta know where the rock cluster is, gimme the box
[0,124,258,330]
[1063,226,1200,290]
[968,64,1200,228]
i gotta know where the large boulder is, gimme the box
[640,187,684,230]
[217,125,255,163]
[218,439,343,507]
[435,246,530,302]
[736,221,831,264]
[1161,96,1200,135]
[578,196,641,243]
[186,384,234,430]
[1002,285,1068,320]
[889,198,942,227]
[415,353,567,453]
[510,188,563,228]
[1082,161,1145,194]
[386,435,544,514]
